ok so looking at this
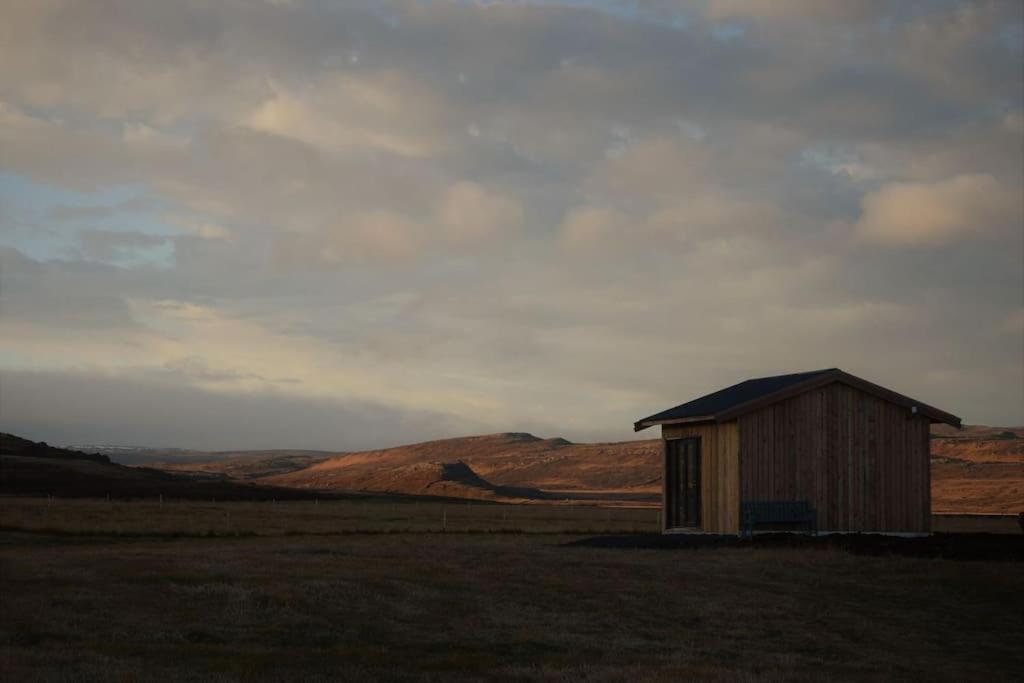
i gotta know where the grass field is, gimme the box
[932,513,1021,534]
[1,498,1022,681]
[0,497,661,536]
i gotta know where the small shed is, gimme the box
[634,369,961,536]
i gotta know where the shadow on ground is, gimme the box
[564,532,1024,562]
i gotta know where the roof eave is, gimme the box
[923,412,963,428]
[831,370,962,426]
[634,415,716,432]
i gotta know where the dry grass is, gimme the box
[931,463,1024,514]
[0,498,1021,681]
[0,497,660,537]
[933,513,1021,534]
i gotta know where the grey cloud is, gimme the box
[161,356,301,386]
[0,248,142,331]
[0,368,482,451]
[0,0,1021,445]
[77,230,172,263]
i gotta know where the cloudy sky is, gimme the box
[1,0,1022,450]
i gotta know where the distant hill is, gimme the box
[930,424,1024,441]
[0,433,327,501]
[70,444,336,467]
[271,459,550,501]
[19,425,1022,512]
[2,433,111,463]
[140,453,334,481]
[259,428,1022,511]
[259,433,662,503]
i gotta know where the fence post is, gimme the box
[442,508,447,532]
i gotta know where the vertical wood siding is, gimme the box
[662,422,740,534]
[737,382,931,533]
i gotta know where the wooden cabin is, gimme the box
[634,369,961,536]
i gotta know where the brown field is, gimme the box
[0,497,661,537]
[930,426,1024,514]
[933,514,1022,534]
[6,429,1022,519]
[1,497,1022,681]
[126,428,1023,513]
[931,462,1024,513]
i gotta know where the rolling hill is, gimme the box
[0,433,327,501]
[140,453,333,481]
[271,459,550,501]
[69,444,336,468]
[221,428,1024,512]
[259,433,662,504]
[22,425,1023,512]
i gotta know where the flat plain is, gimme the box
[1,497,1022,681]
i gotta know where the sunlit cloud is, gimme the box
[1,0,1021,448]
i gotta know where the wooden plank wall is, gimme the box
[737,382,931,533]
[662,422,740,533]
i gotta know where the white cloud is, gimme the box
[438,181,523,244]
[588,136,713,202]
[280,182,523,266]
[559,206,631,251]
[559,191,782,255]
[856,174,1022,247]
[245,73,450,158]
[1,0,1022,443]
[321,210,423,264]
[704,0,884,23]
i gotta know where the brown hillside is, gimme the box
[930,425,1024,464]
[269,459,548,502]
[86,445,336,467]
[151,454,331,481]
[0,433,327,501]
[930,425,1024,513]
[260,433,662,501]
[129,426,1022,513]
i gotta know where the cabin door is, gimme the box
[666,437,701,529]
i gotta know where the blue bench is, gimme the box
[741,501,817,538]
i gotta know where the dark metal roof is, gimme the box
[634,369,836,430]
[633,368,961,430]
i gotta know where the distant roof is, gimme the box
[634,368,961,431]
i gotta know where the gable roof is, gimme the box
[634,368,961,431]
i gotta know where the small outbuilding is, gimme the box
[634,369,961,536]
